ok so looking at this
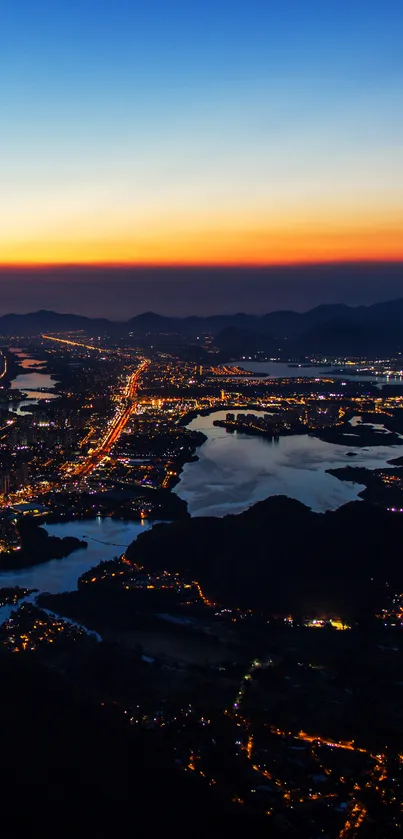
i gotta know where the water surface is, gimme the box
[175,411,402,517]
[0,517,150,594]
[7,349,59,412]
[11,371,56,391]
[231,360,403,385]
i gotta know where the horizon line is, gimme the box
[1,258,403,273]
[2,292,403,321]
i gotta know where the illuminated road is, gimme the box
[68,359,150,478]
[42,334,110,353]
[0,356,149,506]
[0,351,7,379]
[42,333,135,361]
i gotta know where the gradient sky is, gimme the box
[1,0,403,272]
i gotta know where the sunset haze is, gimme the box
[1,0,402,268]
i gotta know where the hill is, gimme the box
[124,495,402,621]
[2,294,403,354]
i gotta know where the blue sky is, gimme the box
[0,0,402,309]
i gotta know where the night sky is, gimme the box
[1,0,402,314]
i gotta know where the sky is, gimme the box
[0,0,402,314]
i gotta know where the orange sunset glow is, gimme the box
[1,0,402,313]
[1,212,402,267]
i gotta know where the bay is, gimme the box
[230,359,403,385]
[0,517,151,594]
[174,410,402,517]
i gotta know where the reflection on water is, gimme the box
[175,411,403,517]
[19,358,47,370]
[0,518,151,594]
[8,394,58,415]
[231,360,403,385]
[7,349,59,413]
[231,361,334,379]
[9,348,56,390]
[11,371,56,391]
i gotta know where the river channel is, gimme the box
[0,517,151,594]
[174,410,403,517]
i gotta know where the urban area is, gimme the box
[0,312,403,837]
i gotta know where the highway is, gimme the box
[42,334,110,353]
[42,333,136,361]
[0,345,149,507]
[0,351,7,379]
[68,359,150,478]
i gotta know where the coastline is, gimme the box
[326,462,403,508]
[0,530,87,571]
[156,429,208,491]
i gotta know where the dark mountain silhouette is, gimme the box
[126,311,174,330]
[214,325,276,354]
[1,297,403,354]
[294,322,403,356]
[260,304,351,337]
[124,495,402,621]
[0,309,111,336]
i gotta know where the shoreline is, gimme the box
[326,461,403,508]
[177,403,276,428]
[0,532,87,571]
[212,418,305,441]
[155,430,208,491]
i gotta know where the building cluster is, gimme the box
[2,337,403,518]
[0,515,20,553]
[0,603,88,653]
[1,338,403,835]
[376,585,403,628]
[378,471,403,489]
[222,403,342,436]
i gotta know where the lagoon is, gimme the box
[7,349,59,413]
[230,359,403,385]
[0,517,151,594]
[175,410,402,517]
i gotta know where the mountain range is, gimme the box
[1,298,403,355]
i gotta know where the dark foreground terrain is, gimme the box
[0,651,255,839]
[2,496,403,837]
